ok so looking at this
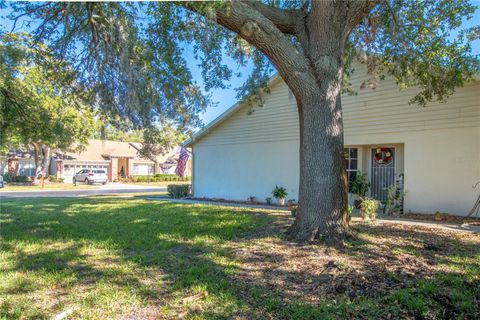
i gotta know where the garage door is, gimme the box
[133,164,154,175]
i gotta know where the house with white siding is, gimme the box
[184,65,480,216]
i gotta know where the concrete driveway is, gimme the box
[0,183,166,198]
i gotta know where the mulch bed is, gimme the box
[403,212,480,225]
[230,216,480,304]
[188,196,288,208]
[189,197,480,226]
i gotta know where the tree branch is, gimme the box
[244,1,304,35]
[343,0,382,42]
[10,4,49,32]
[180,1,316,97]
[383,0,435,35]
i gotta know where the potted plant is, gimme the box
[272,185,288,205]
[350,171,370,209]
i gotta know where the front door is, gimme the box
[370,147,395,202]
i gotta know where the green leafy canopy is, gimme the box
[3,0,479,135]
[0,33,95,152]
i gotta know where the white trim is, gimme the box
[133,160,156,164]
[63,160,110,164]
[102,154,135,158]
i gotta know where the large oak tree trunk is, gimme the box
[286,2,352,243]
[287,81,350,243]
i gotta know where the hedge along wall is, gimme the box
[131,174,191,183]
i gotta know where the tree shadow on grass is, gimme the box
[227,220,480,319]
[1,197,480,319]
[1,197,280,318]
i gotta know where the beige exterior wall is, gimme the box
[193,140,300,201]
[110,158,118,181]
[127,158,135,177]
[192,68,480,216]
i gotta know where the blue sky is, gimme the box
[183,48,254,124]
[1,2,479,126]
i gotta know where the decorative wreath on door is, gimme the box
[374,147,393,165]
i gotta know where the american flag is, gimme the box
[175,147,190,177]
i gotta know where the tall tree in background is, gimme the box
[0,33,94,183]
[6,1,479,241]
[91,120,145,143]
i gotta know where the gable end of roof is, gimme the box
[183,74,282,147]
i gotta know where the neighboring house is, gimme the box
[0,149,37,177]
[184,65,480,216]
[52,139,190,182]
[1,139,191,182]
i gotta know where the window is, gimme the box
[344,148,358,191]
[18,160,35,176]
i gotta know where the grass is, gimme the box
[1,184,96,191]
[1,197,479,319]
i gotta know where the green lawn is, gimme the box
[1,197,479,319]
[1,184,95,191]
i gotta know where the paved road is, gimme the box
[0,183,166,198]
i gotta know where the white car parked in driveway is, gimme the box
[73,169,108,185]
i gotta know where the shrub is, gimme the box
[347,205,354,222]
[131,174,191,182]
[265,197,272,205]
[4,175,30,183]
[135,176,148,183]
[272,185,288,199]
[351,171,370,198]
[167,184,190,198]
[2,173,15,183]
[290,206,298,217]
[384,184,405,216]
[48,176,65,183]
[287,199,298,217]
[360,198,380,221]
